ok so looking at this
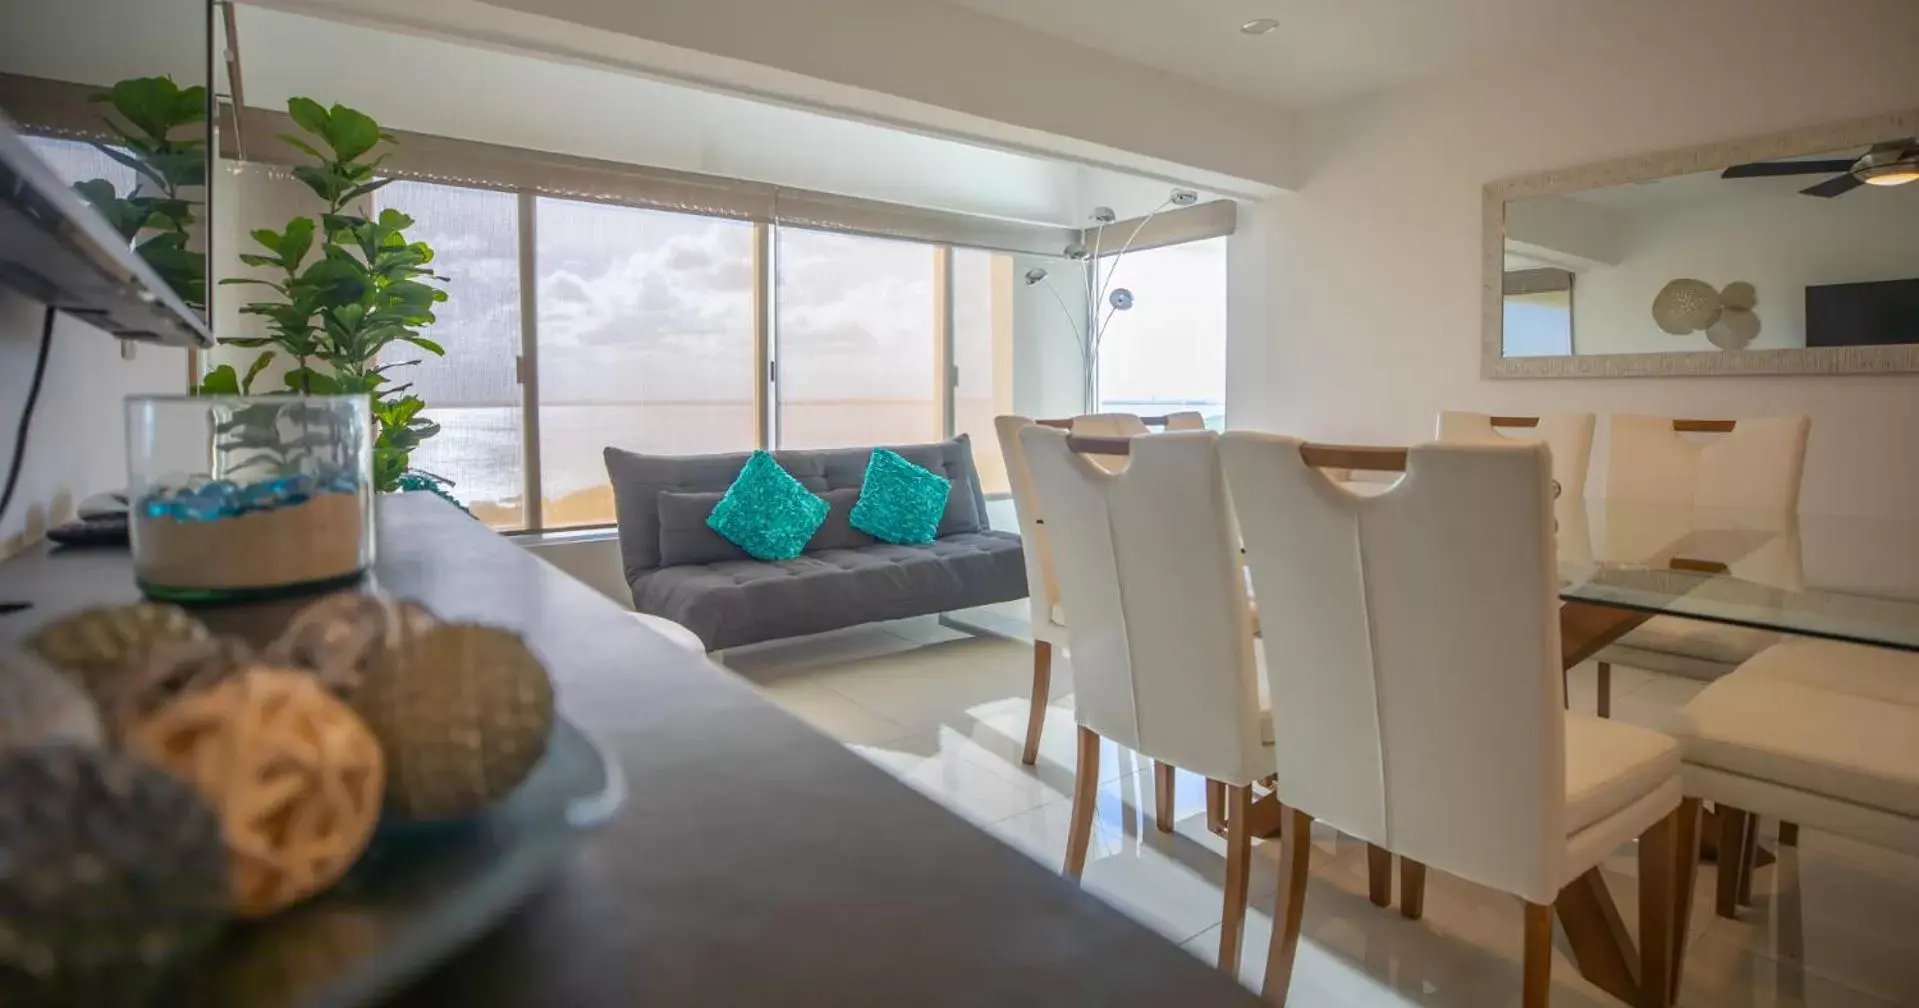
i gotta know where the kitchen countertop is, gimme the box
[0,493,1261,1006]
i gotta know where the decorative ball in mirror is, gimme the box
[266,591,438,700]
[0,654,104,751]
[1719,280,1758,311]
[355,624,555,821]
[24,602,210,702]
[127,668,386,918]
[1650,278,1723,336]
[0,744,228,1008]
[1707,307,1762,350]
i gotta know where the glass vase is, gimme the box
[125,394,374,603]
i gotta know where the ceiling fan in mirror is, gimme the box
[1720,138,1919,197]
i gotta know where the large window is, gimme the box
[537,199,757,527]
[350,184,1162,531]
[774,229,939,449]
[375,182,524,528]
[1096,236,1227,428]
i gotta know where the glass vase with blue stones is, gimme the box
[126,394,374,602]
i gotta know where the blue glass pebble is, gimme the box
[143,499,171,519]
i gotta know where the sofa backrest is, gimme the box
[604,434,989,585]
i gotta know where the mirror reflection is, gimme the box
[0,0,213,318]
[1502,136,1919,359]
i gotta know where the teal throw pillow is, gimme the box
[850,448,951,545]
[706,451,829,561]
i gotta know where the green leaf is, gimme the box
[286,97,329,139]
[93,143,169,191]
[218,337,274,348]
[250,227,283,255]
[338,177,394,206]
[195,364,241,396]
[321,105,383,163]
[218,277,288,291]
[147,149,206,190]
[237,253,282,269]
[298,257,368,305]
[275,133,325,160]
[290,164,345,205]
[92,76,194,142]
[399,334,445,356]
[279,217,316,271]
[241,351,277,394]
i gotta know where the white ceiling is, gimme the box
[939,0,1669,108]
[226,5,1197,227]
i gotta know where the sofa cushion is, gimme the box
[706,450,829,561]
[659,488,872,566]
[633,530,1026,650]
[851,448,950,545]
[657,491,748,567]
[1673,639,1919,817]
[811,488,877,553]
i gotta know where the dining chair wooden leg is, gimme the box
[1596,661,1613,718]
[1637,807,1680,1008]
[1153,761,1176,834]
[1522,900,1554,1008]
[1206,779,1227,835]
[1737,812,1759,907]
[1778,821,1799,847]
[1399,858,1427,921]
[1669,798,1703,1005]
[1261,806,1314,1005]
[1366,844,1393,908]
[1714,805,1752,918]
[1218,784,1254,978]
[1021,641,1053,766]
[1063,726,1100,881]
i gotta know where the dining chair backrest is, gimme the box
[1163,411,1208,431]
[1605,414,1810,510]
[994,415,1060,630]
[1069,414,1151,473]
[1436,411,1596,499]
[1222,433,1568,902]
[1020,426,1267,784]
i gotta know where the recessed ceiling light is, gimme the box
[1240,17,1280,35]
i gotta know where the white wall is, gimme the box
[1248,0,1919,518]
[1567,178,1919,353]
[0,290,185,557]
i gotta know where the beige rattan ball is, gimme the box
[1651,278,1723,336]
[127,667,385,918]
[25,603,210,703]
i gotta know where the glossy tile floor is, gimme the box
[722,611,1919,1007]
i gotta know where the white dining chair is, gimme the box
[1595,415,1811,713]
[1069,413,1151,472]
[1221,433,1689,1008]
[1020,425,1271,977]
[994,415,1071,771]
[1436,411,1596,499]
[1673,638,1919,924]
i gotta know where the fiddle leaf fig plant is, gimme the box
[72,75,208,312]
[200,98,450,493]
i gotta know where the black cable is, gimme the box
[0,303,58,526]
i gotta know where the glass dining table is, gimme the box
[1554,497,1919,656]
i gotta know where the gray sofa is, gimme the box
[606,435,1027,651]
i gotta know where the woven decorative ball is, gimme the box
[0,653,103,751]
[127,667,385,918]
[98,635,253,742]
[0,744,228,1008]
[265,591,438,700]
[24,603,210,703]
[354,624,555,821]
[1719,280,1758,311]
[1650,278,1723,336]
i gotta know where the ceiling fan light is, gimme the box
[1858,164,1919,186]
